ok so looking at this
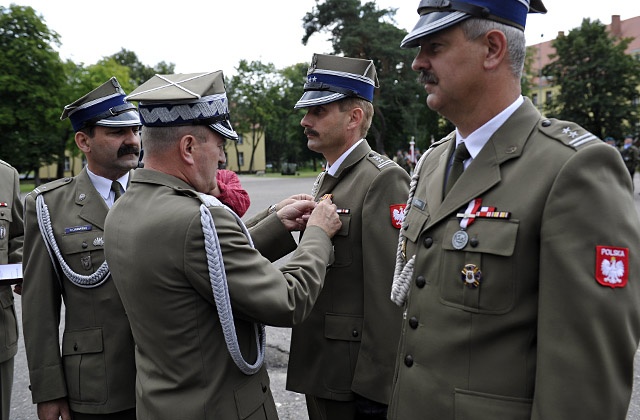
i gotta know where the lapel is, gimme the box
[317,141,371,197]
[429,99,541,228]
[75,168,109,230]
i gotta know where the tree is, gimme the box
[109,49,175,87]
[226,60,281,173]
[542,18,640,140]
[0,5,65,181]
[301,0,448,156]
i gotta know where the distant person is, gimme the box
[283,53,410,420]
[0,159,23,420]
[388,0,640,419]
[22,77,140,420]
[620,135,639,183]
[104,71,341,419]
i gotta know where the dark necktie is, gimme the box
[444,142,471,197]
[111,181,123,202]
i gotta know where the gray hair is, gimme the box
[460,18,526,79]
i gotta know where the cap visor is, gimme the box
[294,91,347,109]
[401,11,470,48]
[210,120,238,141]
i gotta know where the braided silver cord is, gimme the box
[390,147,434,306]
[198,193,265,375]
[35,194,110,288]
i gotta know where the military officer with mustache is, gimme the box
[22,77,141,420]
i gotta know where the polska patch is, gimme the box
[596,246,629,288]
[390,204,406,229]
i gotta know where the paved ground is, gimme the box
[8,173,640,419]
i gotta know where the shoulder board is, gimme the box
[366,151,396,171]
[172,185,200,199]
[538,118,600,150]
[27,177,73,198]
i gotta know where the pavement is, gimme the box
[8,173,640,419]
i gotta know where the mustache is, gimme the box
[304,129,319,137]
[418,71,438,85]
[117,145,140,157]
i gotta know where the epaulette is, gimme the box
[366,151,396,171]
[171,185,200,199]
[538,118,600,150]
[27,177,73,198]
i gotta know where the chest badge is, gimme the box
[461,264,482,288]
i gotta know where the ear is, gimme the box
[179,135,197,165]
[75,131,90,153]
[484,29,508,71]
[347,107,364,131]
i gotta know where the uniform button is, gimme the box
[352,329,359,338]
[73,343,78,352]
[409,317,419,329]
[423,237,433,248]
[470,237,479,247]
[404,355,414,367]
[541,119,551,127]
[261,384,268,393]
[403,224,409,230]
[416,276,426,288]
[82,241,88,249]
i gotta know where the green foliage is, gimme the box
[302,0,449,155]
[110,49,175,87]
[0,5,65,175]
[542,18,640,139]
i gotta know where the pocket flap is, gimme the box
[324,313,363,342]
[234,374,269,419]
[62,328,103,355]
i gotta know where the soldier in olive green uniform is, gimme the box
[389,1,640,419]
[104,71,342,420]
[22,78,140,420]
[280,54,410,420]
[0,160,23,420]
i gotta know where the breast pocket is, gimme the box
[332,214,352,267]
[62,328,107,404]
[439,218,519,314]
[0,209,11,259]
[57,230,106,274]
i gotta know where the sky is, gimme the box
[3,0,639,77]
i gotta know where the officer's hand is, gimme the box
[277,199,316,231]
[37,398,71,420]
[307,198,342,238]
[272,194,315,214]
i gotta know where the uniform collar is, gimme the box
[326,138,365,176]
[455,96,524,166]
[86,167,130,205]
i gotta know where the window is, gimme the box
[64,157,71,172]
[532,93,538,106]
[237,134,243,145]
[545,91,552,103]
[238,152,244,168]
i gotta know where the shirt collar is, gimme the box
[455,96,524,163]
[86,167,130,204]
[326,139,364,176]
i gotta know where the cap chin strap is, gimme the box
[198,193,266,375]
[79,103,139,130]
[303,81,368,101]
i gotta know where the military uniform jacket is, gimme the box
[0,160,22,363]
[286,141,410,404]
[388,99,640,419]
[103,169,334,420]
[22,168,136,414]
